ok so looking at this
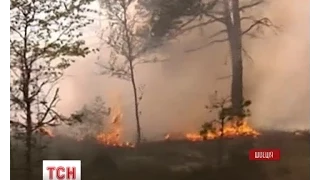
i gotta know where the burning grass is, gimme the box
[95,105,135,148]
[11,96,308,180]
[48,101,135,148]
[10,69,308,180]
[95,115,260,147]
[165,118,260,142]
[94,94,136,147]
[39,103,260,148]
[11,129,309,180]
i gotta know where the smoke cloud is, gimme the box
[57,0,309,141]
[245,0,309,130]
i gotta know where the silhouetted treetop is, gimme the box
[137,0,273,45]
[139,0,202,38]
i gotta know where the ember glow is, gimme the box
[166,118,260,141]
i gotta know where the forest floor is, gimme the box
[10,130,309,180]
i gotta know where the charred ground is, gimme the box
[11,130,309,180]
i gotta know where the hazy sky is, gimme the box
[56,0,310,140]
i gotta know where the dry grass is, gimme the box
[10,131,309,180]
[254,131,310,180]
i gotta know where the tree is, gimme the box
[10,0,95,179]
[139,0,277,116]
[204,91,252,165]
[97,0,161,143]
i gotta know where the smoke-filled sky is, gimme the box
[56,0,309,140]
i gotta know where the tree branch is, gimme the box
[186,16,278,53]
[33,88,59,131]
[10,120,27,129]
[185,37,228,52]
[239,0,264,12]
[171,17,224,38]
[133,57,169,67]
[95,61,132,81]
[241,17,279,35]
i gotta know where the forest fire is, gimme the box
[37,96,135,147]
[38,97,258,146]
[165,118,260,141]
[95,102,135,148]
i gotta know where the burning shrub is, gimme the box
[164,92,259,142]
[199,122,216,140]
[64,96,135,147]
[165,94,260,141]
[198,91,257,141]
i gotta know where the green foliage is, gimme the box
[10,0,96,131]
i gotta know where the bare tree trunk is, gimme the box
[25,114,32,180]
[225,0,244,116]
[216,0,243,166]
[129,62,142,144]
[121,2,142,144]
[217,118,225,166]
[10,140,15,169]
[22,21,33,179]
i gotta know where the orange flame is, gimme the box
[95,96,135,148]
[166,117,260,141]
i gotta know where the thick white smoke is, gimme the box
[245,0,309,130]
[57,0,309,140]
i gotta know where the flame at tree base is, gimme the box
[165,118,260,141]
